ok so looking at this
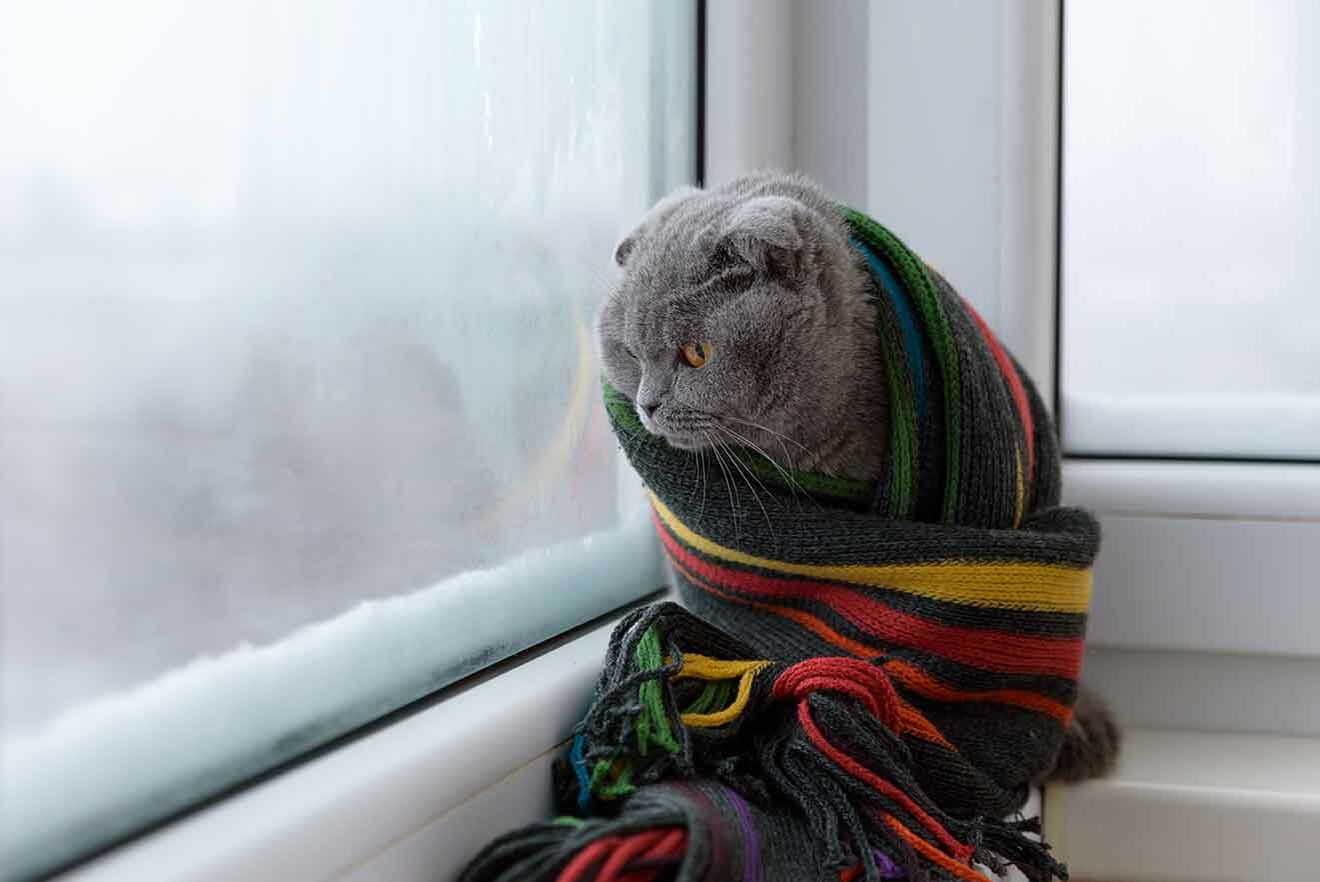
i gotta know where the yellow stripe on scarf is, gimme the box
[651,494,1091,613]
[675,655,770,728]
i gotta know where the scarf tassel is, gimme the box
[463,605,1069,882]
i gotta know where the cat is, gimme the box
[597,170,1120,784]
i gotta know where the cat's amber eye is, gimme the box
[680,341,712,368]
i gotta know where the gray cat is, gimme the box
[598,170,1119,784]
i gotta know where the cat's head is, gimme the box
[597,174,877,470]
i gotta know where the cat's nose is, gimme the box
[641,400,661,418]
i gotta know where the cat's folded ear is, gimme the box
[613,232,640,267]
[615,185,703,267]
[712,195,811,280]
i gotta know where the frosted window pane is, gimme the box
[0,1,694,877]
[1062,0,1320,459]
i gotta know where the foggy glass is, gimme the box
[0,1,694,741]
[1062,0,1320,458]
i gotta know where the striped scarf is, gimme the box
[460,209,1099,882]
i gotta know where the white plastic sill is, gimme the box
[1060,459,1320,659]
[1045,728,1320,882]
[1062,459,1320,521]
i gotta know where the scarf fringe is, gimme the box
[462,604,1070,882]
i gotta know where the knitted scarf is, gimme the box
[460,208,1099,882]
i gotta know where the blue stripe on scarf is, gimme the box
[852,236,926,420]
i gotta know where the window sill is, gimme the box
[1059,458,1320,741]
[63,595,1045,882]
[1044,727,1320,882]
[63,616,625,882]
[1062,458,1320,658]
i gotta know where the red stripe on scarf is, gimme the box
[883,659,1073,724]
[961,298,1036,485]
[656,511,1083,680]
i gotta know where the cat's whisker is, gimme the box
[617,433,644,460]
[703,431,741,544]
[712,435,776,543]
[712,435,770,543]
[722,419,823,506]
[717,424,819,512]
[613,419,647,455]
[684,446,709,525]
[723,415,813,456]
[712,430,778,508]
[718,422,818,512]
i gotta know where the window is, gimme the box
[1061,0,1320,459]
[0,2,696,878]
[1055,0,1320,675]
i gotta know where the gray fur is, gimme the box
[598,171,888,479]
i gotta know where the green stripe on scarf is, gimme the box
[841,208,963,523]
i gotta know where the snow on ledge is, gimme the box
[1,515,660,882]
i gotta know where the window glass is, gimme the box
[1062,0,1320,458]
[0,2,695,877]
